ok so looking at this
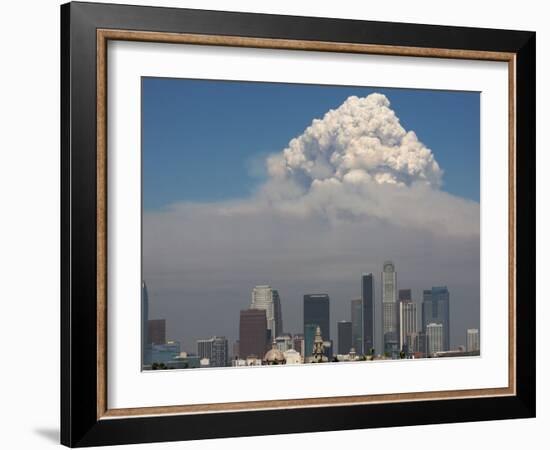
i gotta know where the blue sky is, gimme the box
[142,78,480,210]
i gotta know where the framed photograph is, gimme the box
[61,1,535,447]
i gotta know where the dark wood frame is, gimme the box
[61,1,536,447]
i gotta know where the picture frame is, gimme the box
[60,1,535,447]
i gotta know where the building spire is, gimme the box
[312,326,325,362]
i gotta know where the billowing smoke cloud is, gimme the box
[144,93,480,353]
[267,93,443,189]
[211,93,477,237]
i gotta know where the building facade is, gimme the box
[292,333,304,357]
[275,334,293,352]
[250,285,283,340]
[169,354,200,369]
[303,294,330,357]
[337,321,353,355]
[197,336,229,367]
[151,340,180,364]
[426,323,444,355]
[399,290,417,353]
[350,298,363,354]
[304,323,317,358]
[323,340,333,359]
[382,262,399,356]
[147,319,166,345]
[141,281,151,367]
[273,290,283,338]
[467,328,480,352]
[405,332,419,355]
[361,273,375,355]
[239,309,268,359]
[422,286,451,351]
[232,357,262,367]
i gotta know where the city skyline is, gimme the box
[142,80,480,365]
[145,274,478,358]
[143,259,480,367]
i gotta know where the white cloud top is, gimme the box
[267,93,443,189]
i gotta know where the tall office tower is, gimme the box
[303,294,330,357]
[350,298,363,354]
[293,334,305,356]
[361,273,375,354]
[382,262,399,356]
[426,323,444,355]
[337,321,353,355]
[398,290,417,352]
[251,286,283,340]
[422,286,451,351]
[239,309,268,359]
[197,336,229,367]
[467,328,480,352]
[141,281,151,367]
[417,331,427,356]
[147,319,166,345]
[273,290,283,338]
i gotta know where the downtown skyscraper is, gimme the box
[382,262,399,356]
[422,286,450,351]
[148,319,166,345]
[303,294,330,357]
[350,298,363,354]
[141,281,151,367]
[361,273,375,355]
[398,289,417,352]
[239,309,268,359]
[251,285,283,340]
[337,321,353,355]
